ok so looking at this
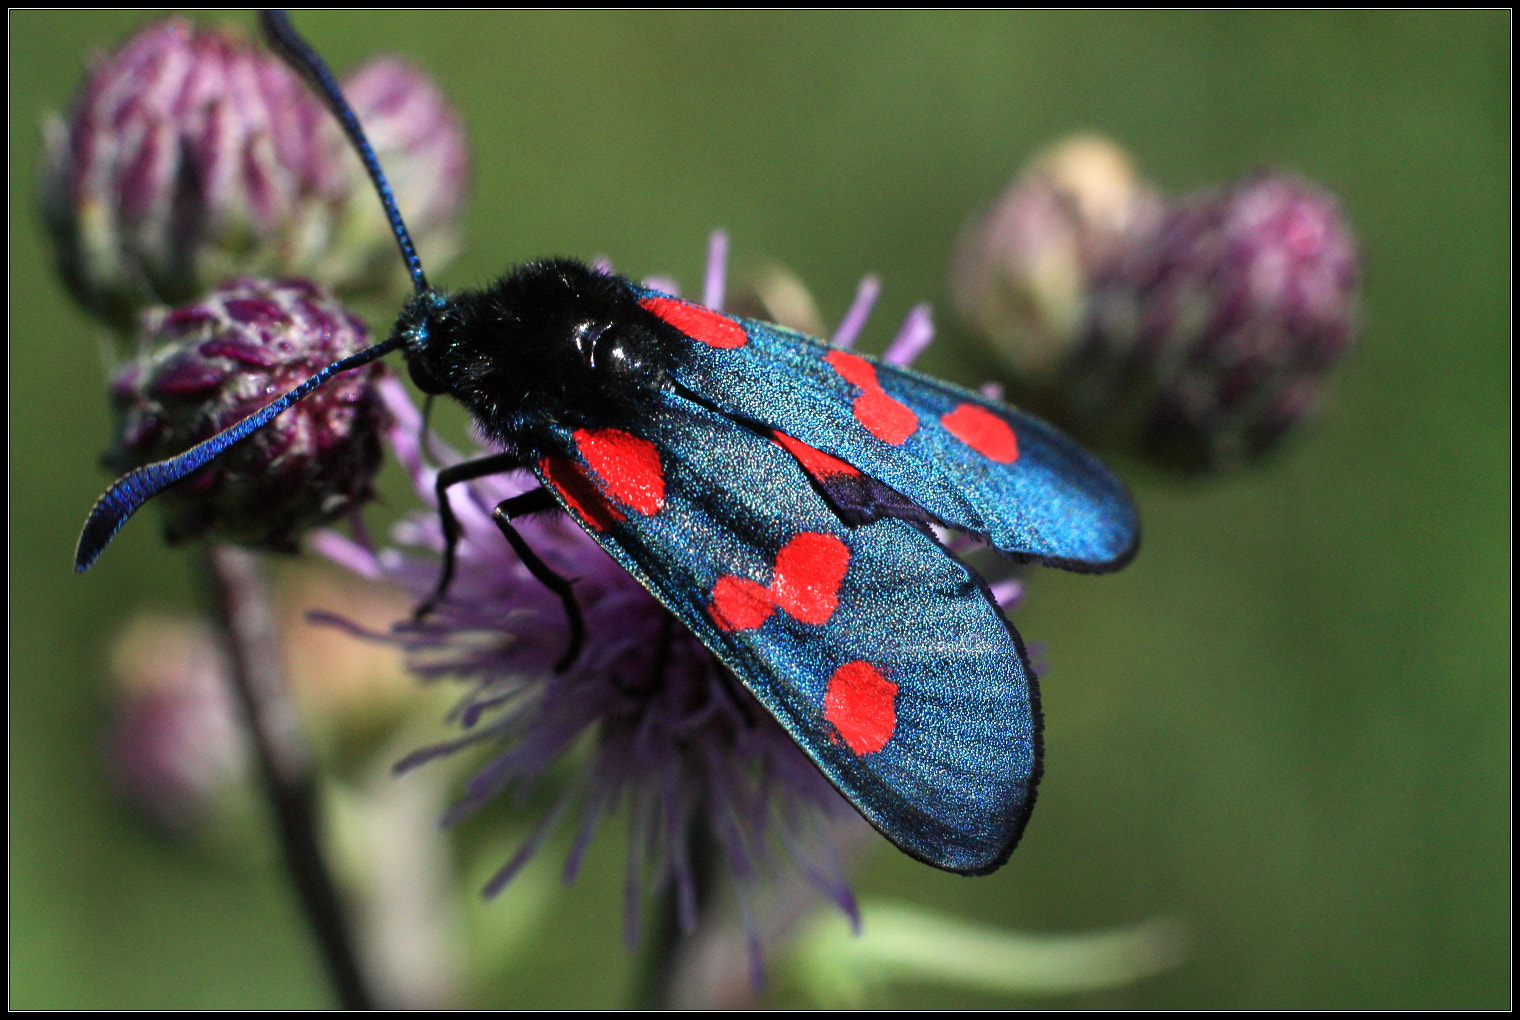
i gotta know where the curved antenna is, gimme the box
[77,13,430,572]
[260,10,429,295]
[75,336,404,571]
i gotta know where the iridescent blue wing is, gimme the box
[531,392,1040,874]
[636,291,1139,572]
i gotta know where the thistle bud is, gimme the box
[109,278,386,551]
[1078,172,1360,471]
[40,19,349,328]
[953,134,1360,473]
[725,263,828,337]
[336,57,469,293]
[40,18,469,330]
[949,135,1163,382]
[105,615,251,837]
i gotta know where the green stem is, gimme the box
[202,545,375,1010]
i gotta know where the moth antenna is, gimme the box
[74,337,403,572]
[76,13,436,573]
[260,10,430,295]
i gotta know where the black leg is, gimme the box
[415,452,524,620]
[492,489,586,672]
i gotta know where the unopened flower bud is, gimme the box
[105,615,251,837]
[109,278,386,551]
[336,58,469,293]
[954,133,1360,474]
[950,134,1163,381]
[40,18,469,330]
[40,19,349,329]
[1078,171,1360,471]
[725,263,829,337]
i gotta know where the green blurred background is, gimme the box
[9,10,1509,1009]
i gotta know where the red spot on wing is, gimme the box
[710,575,776,630]
[573,428,665,516]
[826,350,918,445]
[824,661,898,755]
[538,456,622,532]
[770,532,849,624]
[640,296,748,349]
[709,532,850,631]
[770,430,860,480]
[940,403,1020,463]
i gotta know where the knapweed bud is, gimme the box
[725,263,829,337]
[950,135,1163,382]
[40,19,348,329]
[109,278,386,551]
[335,58,468,294]
[1077,171,1360,471]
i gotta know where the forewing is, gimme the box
[532,393,1040,874]
[639,290,1138,571]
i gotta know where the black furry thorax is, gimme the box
[392,259,685,452]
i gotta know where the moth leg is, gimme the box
[415,452,523,620]
[491,488,586,673]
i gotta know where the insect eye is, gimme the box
[570,319,615,366]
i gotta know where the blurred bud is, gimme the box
[109,278,387,551]
[336,58,469,294]
[41,18,469,331]
[40,19,346,328]
[276,567,418,729]
[726,263,828,337]
[949,135,1163,380]
[1078,171,1360,471]
[105,615,251,836]
[952,134,1360,473]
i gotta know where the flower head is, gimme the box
[109,277,388,552]
[318,374,859,969]
[40,17,467,330]
[1079,171,1360,471]
[105,614,249,836]
[950,134,1162,380]
[41,19,345,327]
[336,57,469,294]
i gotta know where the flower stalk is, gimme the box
[200,544,375,1009]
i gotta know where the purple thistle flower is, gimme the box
[317,374,860,969]
[109,277,388,552]
[313,236,1027,972]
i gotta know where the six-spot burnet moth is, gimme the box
[74,10,1139,875]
